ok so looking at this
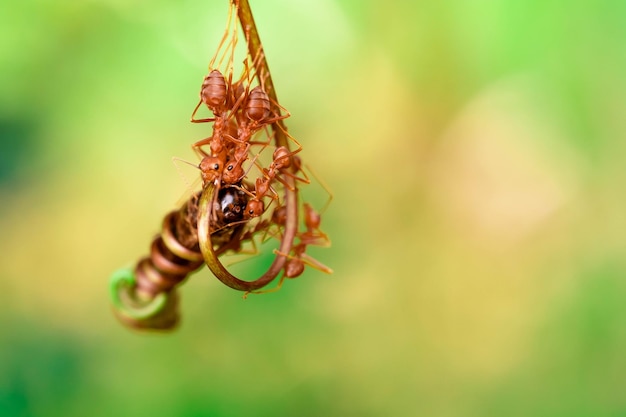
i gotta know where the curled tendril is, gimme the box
[109,268,169,321]
[198,178,297,291]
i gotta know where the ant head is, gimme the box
[201,70,227,110]
[222,160,244,184]
[244,199,264,219]
[199,156,223,184]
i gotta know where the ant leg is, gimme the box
[239,51,258,89]
[279,169,310,185]
[192,147,210,159]
[249,48,266,85]
[244,273,288,298]
[225,62,250,118]
[190,100,217,123]
[260,96,292,125]
[240,151,263,180]
[231,57,259,122]
[191,137,213,159]
[248,139,273,148]
[223,234,260,265]
[270,144,303,172]
[229,85,248,116]
[262,112,291,126]
[263,182,283,207]
[256,57,271,91]
[272,123,303,158]
[270,173,293,192]
[225,6,239,75]
[262,188,280,213]
[190,99,201,121]
[260,221,283,244]
[304,163,334,214]
[273,249,333,275]
[209,2,236,70]
[171,157,202,195]
[223,132,247,146]
[249,126,273,147]
[191,117,218,124]
[243,127,273,161]
[282,125,303,151]
[298,230,331,248]
[223,183,258,201]
[190,100,215,123]
[300,253,334,274]
[192,136,213,149]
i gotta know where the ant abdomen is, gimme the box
[244,86,271,121]
[284,258,305,278]
[272,146,292,170]
[272,206,287,226]
[201,70,228,110]
[303,203,321,230]
[216,186,247,225]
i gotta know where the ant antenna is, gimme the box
[172,156,201,189]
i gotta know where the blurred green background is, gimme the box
[1,0,626,416]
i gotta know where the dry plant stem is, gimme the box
[198,0,298,291]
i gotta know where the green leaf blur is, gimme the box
[1,0,625,416]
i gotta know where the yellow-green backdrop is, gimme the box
[1,0,625,416]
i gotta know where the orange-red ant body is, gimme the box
[281,203,332,278]
[243,203,331,297]
[237,146,295,218]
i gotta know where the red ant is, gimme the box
[191,53,282,185]
[189,0,247,160]
[244,203,332,297]
[235,145,301,218]
[190,68,259,183]
[278,203,332,278]
[235,133,316,220]
[220,80,293,186]
[219,86,276,185]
